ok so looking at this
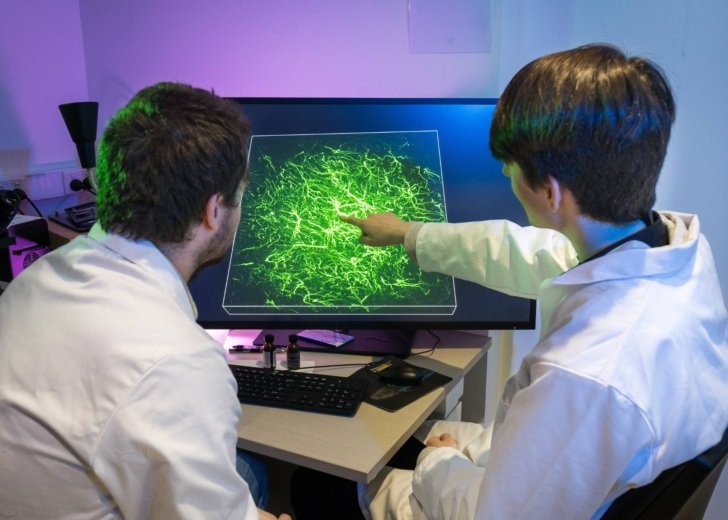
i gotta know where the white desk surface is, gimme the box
[214,329,490,483]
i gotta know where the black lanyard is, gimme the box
[582,212,669,265]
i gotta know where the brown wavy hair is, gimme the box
[96,82,251,242]
[490,44,675,223]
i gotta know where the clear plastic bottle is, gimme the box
[263,334,276,369]
[286,333,300,370]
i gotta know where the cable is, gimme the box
[291,329,441,368]
[286,362,370,372]
[408,329,441,358]
[69,178,96,195]
[13,189,43,218]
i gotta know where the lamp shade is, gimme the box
[59,101,99,169]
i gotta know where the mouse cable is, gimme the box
[14,189,44,218]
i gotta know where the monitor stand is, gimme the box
[252,329,413,358]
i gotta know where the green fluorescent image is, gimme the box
[223,131,456,315]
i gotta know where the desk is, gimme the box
[225,329,490,483]
[47,219,82,249]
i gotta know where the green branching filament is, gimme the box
[223,131,455,314]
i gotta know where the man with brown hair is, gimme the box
[340,44,728,519]
[0,82,290,520]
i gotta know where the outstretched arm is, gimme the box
[339,212,413,246]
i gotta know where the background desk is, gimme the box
[225,329,490,483]
[47,219,81,249]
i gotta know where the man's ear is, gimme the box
[545,175,563,213]
[202,193,224,231]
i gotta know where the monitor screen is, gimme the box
[189,98,535,333]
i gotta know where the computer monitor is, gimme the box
[188,98,536,348]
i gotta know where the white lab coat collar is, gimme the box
[86,222,198,319]
[552,211,699,286]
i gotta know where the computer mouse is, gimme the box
[378,364,424,386]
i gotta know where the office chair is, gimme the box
[601,427,728,519]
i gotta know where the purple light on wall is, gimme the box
[0,2,89,171]
[79,0,500,124]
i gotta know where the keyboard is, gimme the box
[228,364,368,417]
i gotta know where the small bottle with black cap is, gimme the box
[262,334,276,369]
[286,334,300,370]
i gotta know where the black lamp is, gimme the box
[58,101,99,191]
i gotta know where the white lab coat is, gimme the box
[0,224,258,519]
[364,211,728,520]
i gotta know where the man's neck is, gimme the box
[155,241,197,283]
[564,216,648,262]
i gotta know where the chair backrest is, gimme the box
[601,428,728,520]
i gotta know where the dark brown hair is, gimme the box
[490,44,675,222]
[96,82,250,242]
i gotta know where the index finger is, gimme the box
[338,213,364,227]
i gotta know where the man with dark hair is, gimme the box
[340,44,728,519]
[0,83,290,519]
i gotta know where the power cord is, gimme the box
[408,329,441,357]
[13,189,43,218]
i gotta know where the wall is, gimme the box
[0,0,88,175]
[78,0,501,131]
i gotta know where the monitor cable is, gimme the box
[408,329,441,358]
